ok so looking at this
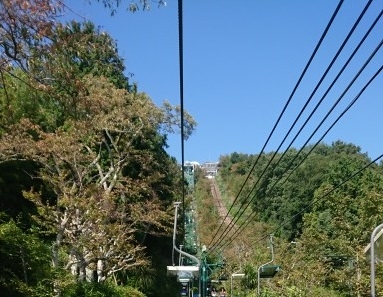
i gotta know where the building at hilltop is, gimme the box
[200,162,219,178]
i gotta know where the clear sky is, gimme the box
[64,1,383,164]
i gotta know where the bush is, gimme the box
[61,282,146,297]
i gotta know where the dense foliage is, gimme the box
[2,1,383,297]
[216,142,383,296]
[0,1,196,296]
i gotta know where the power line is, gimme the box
[278,57,383,189]
[207,0,345,250]
[209,1,383,253]
[211,62,383,253]
[266,7,383,190]
[236,18,383,237]
[177,0,186,240]
[225,152,383,253]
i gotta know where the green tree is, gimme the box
[215,142,383,296]
[1,76,176,281]
[0,2,196,296]
[0,69,64,133]
[300,151,383,295]
[0,216,52,296]
[31,20,133,93]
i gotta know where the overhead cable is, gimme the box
[213,5,383,250]
[233,152,383,252]
[212,62,383,253]
[209,5,383,253]
[177,0,186,240]
[207,0,345,250]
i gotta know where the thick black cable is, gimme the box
[212,63,383,253]
[177,0,185,241]
[207,0,345,250]
[212,5,383,250]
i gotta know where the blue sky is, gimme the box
[65,1,382,164]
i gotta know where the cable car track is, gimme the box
[210,179,233,227]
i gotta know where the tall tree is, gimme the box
[1,74,182,284]
[0,3,196,295]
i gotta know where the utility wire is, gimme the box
[268,7,383,190]
[210,4,383,253]
[207,0,345,250]
[213,59,383,252]
[281,64,383,190]
[177,0,186,241]
[231,152,383,253]
[211,62,383,253]
[209,0,380,252]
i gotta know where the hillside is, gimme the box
[195,141,383,296]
